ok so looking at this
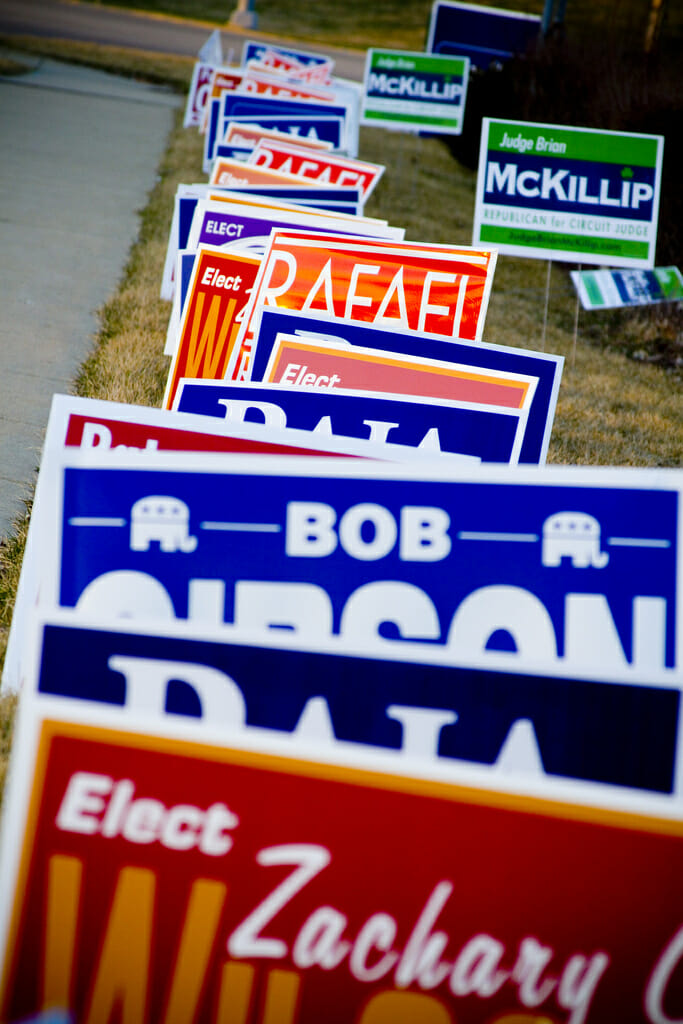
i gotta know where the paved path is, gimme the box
[0,0,365,80]
[0,53,180,537]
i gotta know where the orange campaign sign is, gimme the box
[200,68,246,133]
[163,247,261,410]
[264,336,536,411]
[209,157,320,189]
[230,231,497,379]
[247,139,385,198]
[223,121,333,152]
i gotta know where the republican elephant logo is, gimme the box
[541,512,609,569]
[130,495,197,553]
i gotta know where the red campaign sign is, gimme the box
[241,69,336,105]
[184,63,215,129]
[163,248,261,410]
[265,337,533,409]
[200,68,246,133]
[3,718,683,1024]
[248,139,384,198]
[233,232,497,379]
[250,50,334,85]
[62,413,339,458]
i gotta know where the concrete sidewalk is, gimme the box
[0,53,181,538]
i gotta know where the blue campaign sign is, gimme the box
[174,380,524,463]
[203,96,223,171]
[241,40,332,71]
[35,617,682,797]
[248,308,562,464]
[219,95,351,156]
[178,251,196,317]
[427,1,541,71]
[220,114,346,151]
[50,452,682,677]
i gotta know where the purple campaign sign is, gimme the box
[248,308,562,464]
[189,204,398,254]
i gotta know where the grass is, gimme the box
[0,26,681,790]
[74,0,683,55]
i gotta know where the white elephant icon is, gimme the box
[541,512,609,568]
[130,495,197,553]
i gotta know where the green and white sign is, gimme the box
[361,49,470,135]
[571,266,683,311]
[473,118,664,268]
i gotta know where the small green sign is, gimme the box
[361,48,470,136]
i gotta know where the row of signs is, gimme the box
[185,26,667,272]
[2,410,683,1020]
[1,29,681,1023]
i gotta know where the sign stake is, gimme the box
[541,259,552,351]
[572,263,581,366]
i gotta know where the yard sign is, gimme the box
[473,118,664,268]
[361,49,470,135]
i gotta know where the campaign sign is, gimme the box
[242,39,334,75]
[362,49,470,135]
[262,336,537,414]
[217,93,355,156]
[182,61,215,128]
[42,452,682,676]
[174,379,525,463]
[2,393,433,694]
[162,184,367,302]
[571,265,683,311]
[237,71,362,153]
[246,308,561,464]
[241,68,336,106]
[209,156,319,188]
[224,122,333,152]
[222,115,344,150]
[163,248,261,409]
[2,705,683,1023]
[231,231,497,377]
[185,198,402,257]
[26,613,683,796]
[246,55,333,88]
[427,0,541,70]
[220,113,346,152]
[200,67,246,134]
[52,394,406,460]
[248,139,384,198]
[474,118,664,268]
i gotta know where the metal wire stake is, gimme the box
[572,263,581,366]
[540,258,552,351]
